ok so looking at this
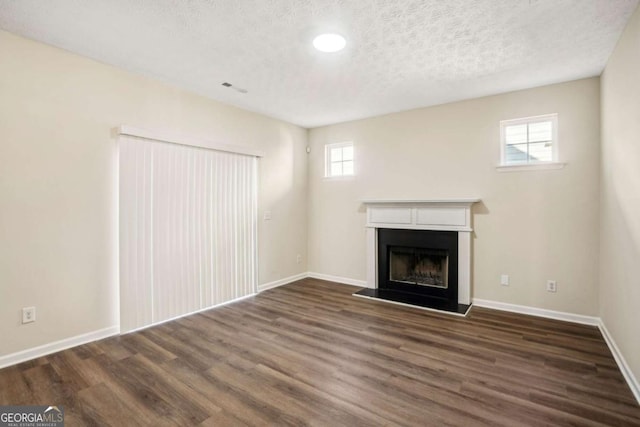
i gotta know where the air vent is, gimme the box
[221,82,247,94]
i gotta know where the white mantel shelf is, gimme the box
[363,198,481,305]
[362,199,480,232]
[361,199,480,205]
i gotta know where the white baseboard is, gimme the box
[124,293,257,335]
[258,272,367,291]
[2,288,635,405]
[0,325,120,370]
[598,321,640,404]
[307,272,367,287]
[258,272,308,292]
[473,298,639,405]
[472,298,600,326]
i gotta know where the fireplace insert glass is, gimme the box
[389,247,449,288]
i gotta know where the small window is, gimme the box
[325,142,354,177]
[500,114,558,166]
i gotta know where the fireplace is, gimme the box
[356,199,479,316]
[378,228,458,305]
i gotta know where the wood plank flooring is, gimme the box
[1,279,639,426]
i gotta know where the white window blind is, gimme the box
[119,134,258,333]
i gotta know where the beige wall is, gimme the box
[308,78,601,316]
[600,5,640,387]
[0,30,308,356]
[3,17,634,379]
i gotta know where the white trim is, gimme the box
[472,299,638,404]
[123,293,256,335]
[117,125,265,157]
[362,200,478,232]
[353,293,470,317]
[598,321,640,404]
[0,292,259,369]
[0,326,119,370]
[1,286,636,404]
[472,298,599,325]
[361,199,480,205]
[496,162,566,172]
[322,174,356,182]
[307,272,367,287]
[365,228,377,289]
[258,271,368,291]
[258,272,308,292]
[457,232,471,305]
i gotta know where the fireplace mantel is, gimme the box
[361,199,479,204]
[362,199,479,232]
[362,199,480,308]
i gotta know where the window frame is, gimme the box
[325,141,355,178]
[499,113,560,168]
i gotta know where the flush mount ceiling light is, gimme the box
[313,33,346,53]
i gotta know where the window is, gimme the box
[325,142,354,177]
[500,114,558,166]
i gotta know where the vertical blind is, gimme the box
[119,135,258,333]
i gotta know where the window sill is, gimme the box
[323,174,355,181]
[496,162,566,173]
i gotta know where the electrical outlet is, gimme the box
[296,254,302,264]
[263,211,272,221]
[547,280,557,293]
[22,307,36,324]
[500,274,509,286]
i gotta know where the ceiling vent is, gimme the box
[221,82,247,94]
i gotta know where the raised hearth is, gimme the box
[355,199,479,315]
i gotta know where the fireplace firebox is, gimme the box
[389,248,448,288]
[378,228,458,303]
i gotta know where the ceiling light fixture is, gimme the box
[313,33,346,53]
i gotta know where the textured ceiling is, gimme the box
[0,0,637,128]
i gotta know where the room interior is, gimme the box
[1,0,639,423]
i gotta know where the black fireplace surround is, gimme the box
[379,228,458,300]
[355,228,470,315]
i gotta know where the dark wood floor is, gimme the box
[1,279,639,426]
